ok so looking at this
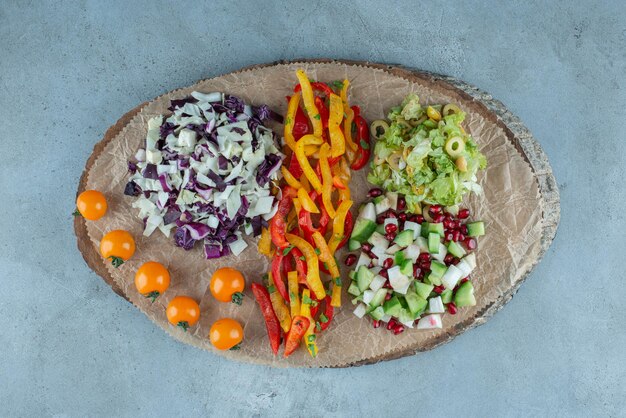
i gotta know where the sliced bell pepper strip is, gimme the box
[289,247,308,284]
[287,271,301,318]
[350,110,371,170]
[286,233,326,300]
[287,153,303,179]
[300,288,318,358]
[284,315,310,357]
[314,96,329,130]
[311,231,340,279]
[295,70,323,138]
[251,283,281,355]
[258,227,271,256]
[315,296,335,332]
[318,143,336,218]
[337,210,353,251]
[328,93,346,158]
[294,81,334,97]
[269,186,297,249]
[327,199,353,255]
[295,134,323,191]
[293,100,310,141]
[271,254,290,303]
[297,187,319,214]
[268,273,291,333]
[284,92,301,152]
[281,166,302,189]
[332,176,346,189]
[299,173,311,192]
[340,80,358,154]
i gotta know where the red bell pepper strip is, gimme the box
[269,186,297,249]
[286,95,311,142]
[294,81,334,97]
[336,210,353,251]
[271,254,290,303]
[284,315,310,357]
[315,296,334,333]
[251,283,281,355]
[314,96,329,129]
[287,153,303,179]
[290,247,308,285]
[350,107,371,170]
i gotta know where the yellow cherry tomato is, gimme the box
[99,230,135,267]
[76,190,107,220]
[210,267,245,304]
[166,296,200,331]
[134,261,170,302]
[209,318,243,350]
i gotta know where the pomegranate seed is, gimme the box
[458,233,466,242]
[458,208,470,219]
[444,253,455,265]
[450,220,461,230]
[385,232,396,241]
[386,211,397,219]
[418,252,431,262]
[397,197,407,211]
[383,280,392,289]
[429,205,442,215]
[420,260,431,270]
[393,325,405,335]
[361,242,372,252]
[387,319,397,330]
[444,212,454,220]
[460,277,469,284]
[344,254,357,266]
[367,250,377,259]
[372,320,381,328]
[460,224,468,235]
[417,268,425,279]
[433,285,444,294]
[385,223,398,234]
[464,237,477,250]
[384,292,392,301]
[415,214,425,224]
[444,232,454,242]
[413,264,422,277]
[376,214,386,224]
[368,188,383,197]
[452,230,461,242]
[433,214,444,223]
[452,258,460,265]
[379,269,389,279]
[443,219,453,229]
[383,258,394,269]
[398,212,407,222]
[447,302,457,315]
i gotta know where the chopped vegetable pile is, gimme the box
[125,92,284,259]
[367,95,487,210]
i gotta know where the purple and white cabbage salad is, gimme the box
[125,91,284,259]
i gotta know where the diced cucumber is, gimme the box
[445,205,459,216]
[376,223,385,234]
[403,221,421,239]
[353,303,367,318]
[375,197,391,214]
[429,260,447,279]
[397,308,415,326]
[349,270,356,280]
[368,306,385,320]
[372,195,385,204]
[355,252,371,270]
[405,292,428,315]
[394,230,414,247]
[348,239,361,251]
[369,288,388,308]
[370,246,387,263]
[420,222,430,238]
[357,265,375,291]
[369,275,386,292]
[464,253,477,269]
[447,240,466,258]
[394,251,406,266]
[385,243,401,254]
[454,281,476,307]
[428,222,445,237]
[400,259,413,276]
[368,231,389,250]
[414,236,428,253]
[362,290,375,305]
[388,266,410,294]
[428,296,445,313]
[383,295,402,317]
[417,314,442,329]
[414,282,434,299]
[428,232,440,254]
[441,264,463,290]
[456,259,472,277]
[386,192,398,211]
[431,243,448,262]
[440,289,453,304]
[402,244,420,263]
[466,221,485,237]
[348,281,361,296]
[350,218,377,244]
[424,272,442,286]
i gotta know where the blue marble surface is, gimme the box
[1,0,624,416]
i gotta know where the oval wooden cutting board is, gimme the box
[74,60,559,367]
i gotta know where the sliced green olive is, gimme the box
[409,114,427,127]
[443,104,462,116]
[445,136,465,158]
[386,152,402,170]
[395,118,412,130]
[370,120,390,140]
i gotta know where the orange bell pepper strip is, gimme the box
[297,187,319,214]
[286,233,325,300]
[295,134,323,192]
[284,315,310,357]
[340,80,359,154]
[295,70,323,138]
[284,92,301,152]
[300,288,318,358]
[319,143,336,218]
[328,93,346,158]
[270,186,297,249]
[311,231,340,278]
[287,271,301,318]
[333,157,352,202]
[258,227,271,256]
[251,283,281,355]
[281,166,302,189]
[328,199,353,255]
[268,272,292,333]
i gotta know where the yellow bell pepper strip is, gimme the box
[268,273,292,333]
[311,231,340,279]
[328,93,346,158]
[327,199,353,255]
[284,92,301,152]
[331,280,342,308]
[295,70,323,138]
[287,271,300,318]
[332,158,351,202]
[304,145,318,156]
[300,288,318,358]
[258,227,272,256]
[295,134,323,192]
[285,233,326,300]
[318,143,336,219]
[340,80,359,153]
[299,173,311,192]
[281,166,302,189]
[297,187,320,214]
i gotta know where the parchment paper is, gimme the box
[82,62,543,367]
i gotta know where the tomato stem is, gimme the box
[72,209,81,217]
[177,321,189,331]
[231,292,244,306]
[108,256,124,268]
[145,291,160,303]
[229,343,241,351]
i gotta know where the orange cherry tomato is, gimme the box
[166,296,200,331]
[134,261,170,301]
[76,190,108,220]
[210,267,246,304]
[99,230,135,267]
[209,318,243,350]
